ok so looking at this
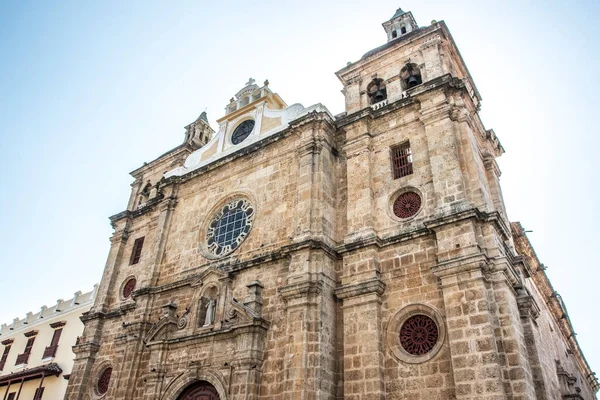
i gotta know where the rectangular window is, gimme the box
[130,237,145,265]
[33,387,45,400]
[15,337,35,365]
[42,329,62,359]
[7,393,16,400]
[0,345,10,370]
[391,142,413,179]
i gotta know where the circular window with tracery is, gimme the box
[96,367,112,396]
[206,198,255,257]
[393,191,422,219]
[399,314,439,356]
[231,120,255,145]
[122,278,136,299]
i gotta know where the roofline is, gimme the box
[129,143,193,178]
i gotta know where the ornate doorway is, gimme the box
[177,380,220,400]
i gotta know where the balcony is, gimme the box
[42,345,58,359]
[15,352,29,365]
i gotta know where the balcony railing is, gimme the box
[43,345,58,359]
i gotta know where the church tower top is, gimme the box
[382,7,418,42]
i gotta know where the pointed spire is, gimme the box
[196,111,208,124]
[390,8,406,20]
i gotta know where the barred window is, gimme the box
[391,142,413,179]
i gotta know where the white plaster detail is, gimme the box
[165,102,333,178]
[0,286,97,337]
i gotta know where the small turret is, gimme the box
[184,111,214,150]
[382,7,419,42]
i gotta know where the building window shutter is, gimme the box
[0,345,10,371]
[15,337,35,365]
[391,142,413,179]
[43,329,62,359]
[130,237,145,265]
[34,387,45,400]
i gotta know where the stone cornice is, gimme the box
[278,280,324,301]
[129,143,193,178]
[145,320,269,348]
[23,330,38,338]
[49,321,66,329]
[109,193,165,225]
[1,339,13,346]
[334,277,386,300]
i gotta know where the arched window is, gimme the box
[367,78,387,105]
[401,26,407,34]
[138,181,152,207]
[400,63,422,89]
[392,30,397,38]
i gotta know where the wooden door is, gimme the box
[177,381,220,400]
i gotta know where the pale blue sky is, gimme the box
[1,0,599,372]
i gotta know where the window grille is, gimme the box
[391,142,413,179]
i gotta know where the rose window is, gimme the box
[399,315,439,356]
[122,278,136,299]
[206,199,255,257]
[97,367,112,395]
[393,191,422,219]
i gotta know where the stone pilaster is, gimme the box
[342,122,376,242]
[279,251,337,400]
[434,256,507,399]
[335,276,386,400]
[420,97,468,213]
[92,225,130,313]
[516,288,547,399]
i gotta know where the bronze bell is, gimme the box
[373,89,386,102]
[408,75,419,88]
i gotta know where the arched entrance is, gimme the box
[177,380,220,400]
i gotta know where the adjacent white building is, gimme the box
[0,286,97,400]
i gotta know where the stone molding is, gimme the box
[334,277,386,300]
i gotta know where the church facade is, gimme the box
[65,8,598,400]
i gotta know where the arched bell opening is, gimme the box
[176,380,220,400]
[367,78,387,105]
[400,63,423,90]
